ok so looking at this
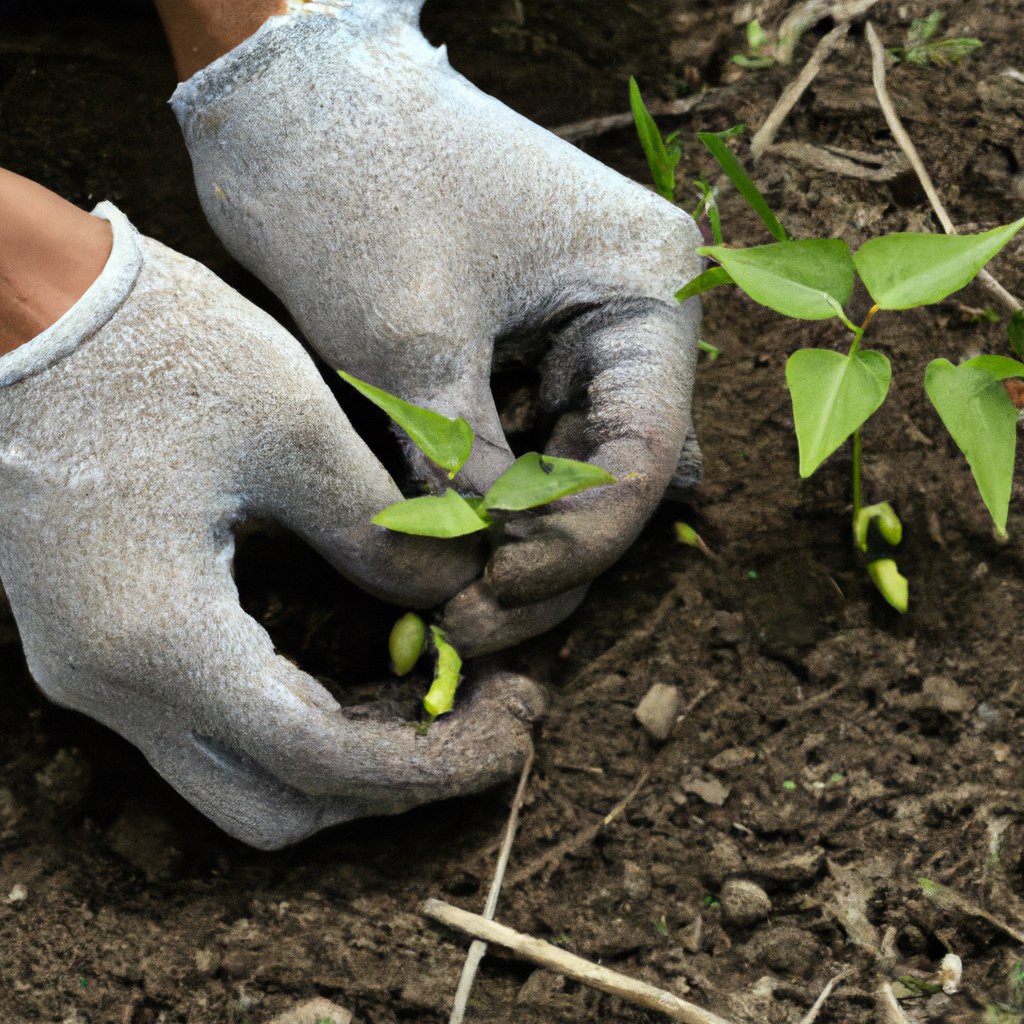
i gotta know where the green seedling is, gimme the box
[389,612,426,676]
[629,76,681,202]
[629,84,1024,610]
[674,521,715,560]
[889,11,982,67]
[339,372,616,539]
[731,19,776,69]
[422,626,462,721]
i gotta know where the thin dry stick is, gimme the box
[877,981,912,1024]
[553,96,703,145]
[798,966,855,1024]
[751,18,857,160]
[424,899,738,1024]
[447,749,534,1024]
[865,21,1022,314]
[919,878,1024,944]
[506,763,652,888]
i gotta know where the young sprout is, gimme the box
[422,626,462,721]
[888,12,982,67]
[389,612,426,676]
[868,559,908,614]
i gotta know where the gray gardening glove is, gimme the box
[0,204,542,849]
[170,0,704,654]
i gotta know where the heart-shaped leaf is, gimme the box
[483,453,615,512]
[372,488,489,537]
[924,358,1024,533]
[787,348,892,477]
[700,240,855,320]
[854,216,1024,310]
[339,371,474,478]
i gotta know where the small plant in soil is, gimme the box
[340,371,614,719]
[631,80,1024,612]
[888,11,983,67]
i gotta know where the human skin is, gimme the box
[0,169,112,355]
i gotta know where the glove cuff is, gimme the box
[169,4,428,140]
[0,203,142,388]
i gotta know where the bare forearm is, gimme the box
[153,0,287,80]
[0,170,111,356]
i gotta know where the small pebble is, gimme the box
[635,683,681,742]
[267,998,352,1024]
[720,878,772,927]
[5,883,27,904]
[684,775,730,807]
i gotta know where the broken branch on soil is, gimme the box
[865,21,1023,314]
[447,749,534,1024]
[918,876,1024,944]
[506,763,653,888]
[423,898,738,1024]
[877,981,913,1024]
[798,966,855,1024]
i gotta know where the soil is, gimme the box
[2,2,1024,1022]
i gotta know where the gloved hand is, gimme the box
[0,203,543,849]
[170,0,704,654]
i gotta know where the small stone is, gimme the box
[5,883,28,904]
[707,747,756,773]
[635,683,681,742]
[684,775,730,807]
[743,925,822,976]
[720,878,772,927]
[679,914,704,953]
[267,998,353,1024]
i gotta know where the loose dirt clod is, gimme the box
[267,999,353,1024]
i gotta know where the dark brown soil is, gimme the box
[3,2,1024,1022]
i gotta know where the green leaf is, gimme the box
[675,266,733,304]
[746,19,767,51]
[389,612,426,676]
[854,218,1024,310]
[697,132,789,242]
[692,177,723,245]
[924,358,1021,533]
[868,558,909,613]
[372,489,490,537]
[423,627,462,719]
[1008,310,1024,359]
[787,348,892,476]
[338,371,474,478]
[700,240,855,320]
[963,354,1024,379]
[483,453,615,512]
[629,77,679,203]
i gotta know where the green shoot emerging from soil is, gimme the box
[888,11,983,67]
[631,80,1024,612]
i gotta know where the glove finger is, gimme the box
[239,347,484,609]
[442,580,589,658]
[485,296,700,607]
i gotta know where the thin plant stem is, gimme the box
[852,429,863,520]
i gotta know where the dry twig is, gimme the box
[877,980,913,1024]
[865,21,1022,314]
[424,899,738,1024]
[798,966,855,1024]
[553,96,702,145]
[447,749,534,1024]
[919,877,1024,944]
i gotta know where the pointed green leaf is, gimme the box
[697,132,789,241]
[1008,310,1024,359]
[701,240,855,320]
[483,452,615,512]
[372,488,489,537]
[854,217,1024,310]
[787,348,892,477]
[339,371,474,478]
[423,626,462,719]
[924,358,1020,533]
[629,77,679,203]
[675,266,733,304]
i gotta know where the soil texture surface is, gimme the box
[2,2,1024,1022]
